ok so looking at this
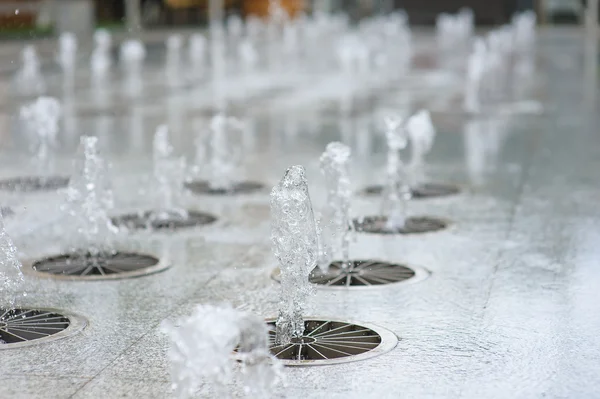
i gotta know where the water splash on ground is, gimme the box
[161,304,283,398]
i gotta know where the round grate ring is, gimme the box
[353,215,449,235]
[0,308,87,349]
[362,182,460,199]
[27,251,168,281]
[111,210,217,231]
[271,261,429,289]
[266,318,398,366]
[310,260,429,288]
[185,180,265,196]
[0,176,69,192]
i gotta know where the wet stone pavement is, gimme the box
[1,27,600,398]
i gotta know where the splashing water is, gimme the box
[0,213,24,309]
[380,115,410,230]
[208,114,244,191]
[62,136,118,257]
[227,14,244,39]
[152,125,187,220]
[189,118,208,179]
[271,166,318,345]
[406,109,436,187]
[512,11,536,55]
[188,34,207,75]
[166,35,183,87]
[238,39,259,74]
[436,9,473,51]
[267,0,289,71]
[57,32,77,73]
[15,45,45,94]
[210,15,227,112]
[120,39,146,64]
[20,97,61,170]
[161,304,282,399]
[120,40,146,95]
[91,29,112,77]
[318,142,353,273]
[465,38,487,114]
[237,312,284,398]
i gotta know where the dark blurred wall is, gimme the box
[516,0,534,11]
[390,0,521,24]
[95,0,125,23]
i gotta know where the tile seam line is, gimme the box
[66,270,223,398]
[456,118,542,399]
[480,119,542,311]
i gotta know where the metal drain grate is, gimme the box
[185,180,264,196]
[362,182,460,199]
[111,210,217,230]
[412,183,461,198]
[311,260,417,287]
[353,216,448,235]
[0,176,69,192]
[0,308,87,349]
[29,251,167,280]
[272,261,429,289]
[266,318,398,366]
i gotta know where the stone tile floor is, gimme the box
[1,27,599,398]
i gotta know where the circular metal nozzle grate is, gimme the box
[185,180,264,196]
[310,260,429,287]
[0,308,87,349]
[362,182,460,199]
[271,261,429,289]
[266,318,398,366]
[0,176,69,192]
[29,251,167,280]
[353,216,448,235]
[111,210,217,231]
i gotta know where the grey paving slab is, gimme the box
[71,376,172,399]
[0,375,88,399]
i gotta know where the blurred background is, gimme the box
[0,0,591,39]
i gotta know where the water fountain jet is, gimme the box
[91,29,112,79]
[62,136,119,258]
[271,166,317,345]
[120,40,146,97]
[0,97,70,193]
[57,32,78,74]
[14,45,45,95]
[317,142,353,274]
[161,304,282,398]
[0,213,24,309]
[405,110,460,198]
[27,136,169,279]
[269,167,399,358]
[355,115,449,235]
[113,126,217,231]
[150,125,188,221]
[185,114,264,195]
